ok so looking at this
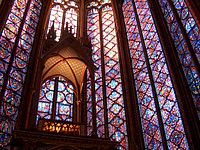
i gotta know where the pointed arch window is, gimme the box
[0,0,42,147]
[48,0,78,41]
[123,0,189,149]
[86,1,128,149]
[37,77,75,123]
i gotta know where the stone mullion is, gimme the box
[148,0,200,149]
[51,77,59,120]
[61,9,66,37]
[99,8,109,139]
[111,0,145,149]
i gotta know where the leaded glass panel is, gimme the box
[0,0,42,147]
[47,0,78,41]
[123,0,189,149]
[158,0,200,119]
[37,77,75,123]
[87,2,128,149]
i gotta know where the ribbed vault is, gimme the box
[42,47,87,90]
[42,35,94,95]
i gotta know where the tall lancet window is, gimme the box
[123,0,189,149]
[87,0,128,149]
[158,0,200,119]
[0,0,42,147]
[48,0,78,41]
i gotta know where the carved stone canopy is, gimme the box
[42,34,94,96]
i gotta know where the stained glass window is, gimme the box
[158,0,200,119]
[123,0,189,149]
[0,0,199,149]
[48,0,78,41]
[0,0,42,147]
[87,1,128,149]
[37,77,75,123]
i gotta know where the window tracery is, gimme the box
[48,0,78,41]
